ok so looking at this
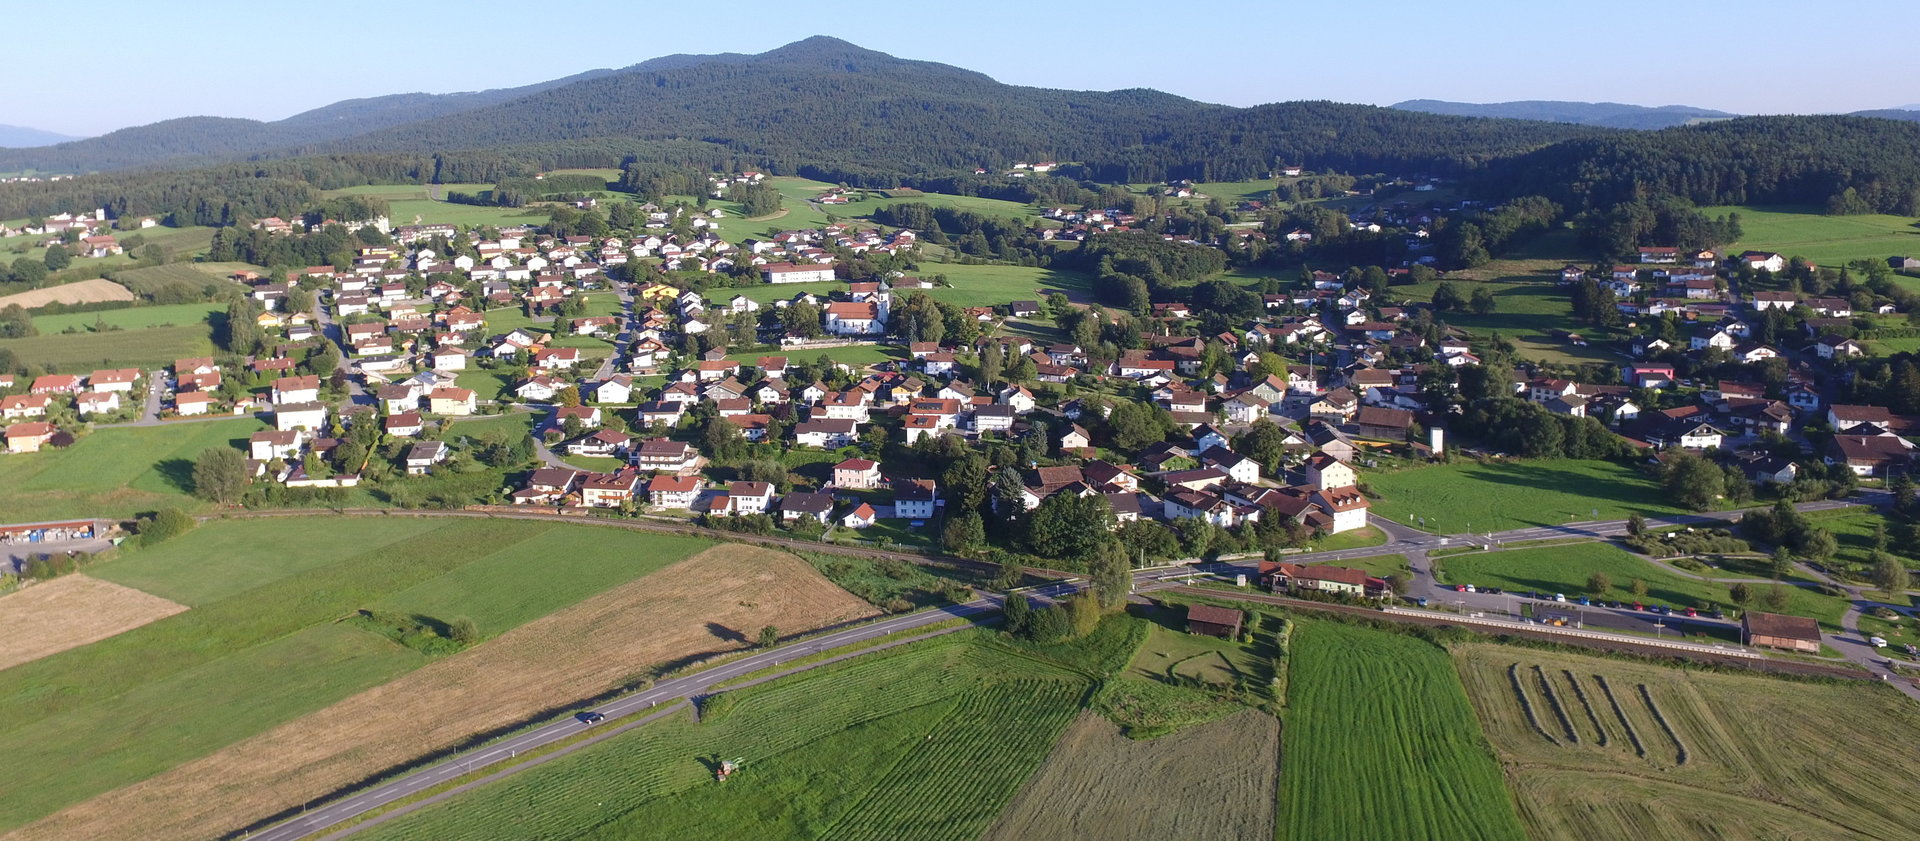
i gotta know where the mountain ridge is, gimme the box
[1389,99,1738,130]
[0,124,83,149]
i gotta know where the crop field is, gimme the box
[0,575,188,671]
[350,638,1086,841]
[0,416,266,522]
[0,321,214,370]
[1455,643,1920,841]
[1435,541,1849,629]
[1704,204,1920,269]
[17,542,888,841]
[1278,621,1525,841]
[31,301,219,332]
[0,517,718,836]
[1365,458,1681,532]
[0,277,134,309]
[981,709,1279,841]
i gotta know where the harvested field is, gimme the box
[982,709,1279,841]
[7,544,876,841]
[0,576,187,671]
[1456,643,1920,840]
[0,278,133,309]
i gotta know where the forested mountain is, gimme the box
[0,124,81,148]
[1476,115,1920,214]
[0,37,1605,182]
[1390,99,1736,130]
[0,68,619,173]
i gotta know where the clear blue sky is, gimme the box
[11,0,1917,137]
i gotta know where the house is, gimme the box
[1815,334,1864,360]
[0,394,52,419]
[1827,435,1912,476]
[780,491,835,524]
[249,429,304,460]
[1637,246,1680,264]
[29,374,83,394]
[894,479,939,519]
[74,391,121,416]
[833,457,882,489]
[1310,486,1371,533]
[1184,603,1243,639]
[173,391,214,416]
[645,474,703,509]
[1751,291,1797,311]
[795,418,859,448]
[533,347,581,370]
[1737,251,1787,273]
[4,421,58,453]
[593,376,634,404]
[274,402,328,432]
[726,481,776,515]
[429,347,469,371]
[824,301,884,335]
[428,387,476,416]
[555,405,602,428]
[634,438,700,473]
[514,376,565,402]
[581,470,643,508]
[1624,365,1676,389]
[567,429,633,457]
[87,368,140,393]
[1829,405,1893,433]
[1008,300,1041,318]
[972,404,1017,432]
[841,502,878,529]
[1261,561,1372,598]
[1305,452,1356,490]
[1740,611,1820,653]
[404,441,449,475]
[272,374,321,404]
[384,411,424,437]
[1198,446,1261,485]
[1058,424,1092,451]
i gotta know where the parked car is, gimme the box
[1412,597,1429,607]
[1683,607,1698,617]
[1632,602,1646,611]
[1553,593,1567,603]
[1485,587,1504,595]
[1871,636,1890,648]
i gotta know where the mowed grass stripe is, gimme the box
[0,519,546,729]
[91,516,448,606]
[1280,622,1525,841]
[0,624,420,831]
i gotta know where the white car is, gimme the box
[1870,636,1889,648]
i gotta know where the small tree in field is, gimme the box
[1587,572,1612,598]
[1729,582,1753,608]
[1629,578,1649,600]
[448,616,480,645]
[757,625,779,648]
[1626,513,1646,537]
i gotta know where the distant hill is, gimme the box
[0,37,1607,183]
[1849,108,1920,123]
[0,124,82,148]
[1390,99,1738,130]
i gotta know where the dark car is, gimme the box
[1485,587,1504,595]
[577,711,606,724]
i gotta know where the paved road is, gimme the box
[312,296,368,405]
[584,280,635,385]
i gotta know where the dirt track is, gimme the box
[5,545,876,841]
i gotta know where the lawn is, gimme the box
[0,516,713,833]
[453,367,514,401]
[387,198,550,228]
[1366,458,1682,533]
[1324,553,1412,579]
[1434,541,1851,628]
[727,343,904,369]
[0,416,266,522]
[352,637,1088,841]
[1704,204,1920,269]
[1306,524,1389,551]
[1279,621,1526,841]
[1126,622,1263,686]
[1455,642,1920,841]
[0,322,214,370]
[1395,277,1612,364]
[32,302,219,333]
[716,262,1093,311]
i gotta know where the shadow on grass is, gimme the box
[153,457,195,494]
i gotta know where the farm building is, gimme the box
[1184,603,1244,638]
[1741,611,1820,653]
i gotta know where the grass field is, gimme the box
[1455,642,1920,840]
[0,417,266,522]
[1366,458,1681,533]
[1126,621,1263,687]
[1307,524,1389,551]
[0,517,717,834]
[1279,621,1526,841]
[981,709,1279,841]
[351,637,1087,841]
[728,343,904,368]
[1395,275,1610,364]
[1705,204,1920,269]
[20,543,885,841]
[720,263,1093,310]
[0,321,213,370]
[1434,542,1850,629]
[31,301,219,333]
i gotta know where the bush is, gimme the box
[136,508,195,547]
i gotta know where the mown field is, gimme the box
[719,262,1092,311]
[1366,458,1681,532]
[354,638,1088,841]
[0,321,214,370]
[1394,274,1608,364]
[1435,542,1851,629]
[0,516,714,835]
[31,301,219,332]
[1455,643,1920,841]
[1278,621,1526,841]
[0,416,265,522]
[1704,204,1920,269]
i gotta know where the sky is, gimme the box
[9,0,1918,137]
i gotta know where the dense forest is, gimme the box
[1477,116,1920,214]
